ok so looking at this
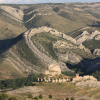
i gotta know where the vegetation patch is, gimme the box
[24,15,43,29]
[49,94,52,99]
[39,94,43,99]
[85,10,100,19]
[83,39,100,51]
[0,74,39,89]
[58,11,76,21]
[34,96,38,100]
[16,38,45,67]
[28,93,33,98]
[24,7,36,14]
[62,71,76,76]
[8,96,17,100]
[23,11,37,22]
[0,93,9,100]
[31,32,60,60]
[91,70,100,81]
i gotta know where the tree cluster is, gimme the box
[0,74,39,89]
[91,70,100,81]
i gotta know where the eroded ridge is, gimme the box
[24,26,76,71]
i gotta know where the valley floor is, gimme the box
[6,82,100,100]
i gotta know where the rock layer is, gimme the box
[76,30,100,44]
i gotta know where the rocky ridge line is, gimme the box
[24,26,75,72]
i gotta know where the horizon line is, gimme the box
[0,2,100,5]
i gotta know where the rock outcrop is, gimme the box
[72,74,97,83]
[75,80,100,88]
[95,34,100,40]
[53,40,91,53]
[44,64,61,77]
[75,31,90,45]
[75,30,100,44]
[56,51,82,64]
[93,49,100,55]
[72,74,100,88]
[78,44,91,53]
[50,29,76,44]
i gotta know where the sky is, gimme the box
[0,0,100,4]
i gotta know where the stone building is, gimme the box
[37,77,70,83]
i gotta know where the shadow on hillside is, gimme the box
[0,33,24,54]
[66,57,100,76]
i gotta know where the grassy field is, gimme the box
[6,82,100,100]
[24,14,94,34]
[32,82,100,100]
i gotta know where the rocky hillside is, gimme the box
[0,3,100,80]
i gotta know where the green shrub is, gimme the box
[62,71,76,76]
[91,70,100,81]
[83,39,100,50]
[1,93,8,98]
[28,93,33,98]
[0,93,9,100]
[71,97,75,100]
[39,94,43,99]
[8,96,17,100]
[49,94,52,99]
[34,96,38,100]
[66,97,69,100]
